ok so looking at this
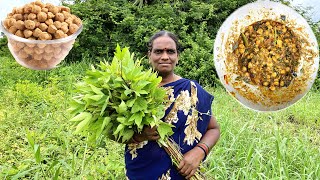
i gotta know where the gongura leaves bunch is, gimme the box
[68,45,173,144]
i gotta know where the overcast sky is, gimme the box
[0,0,319,36]
[290,0,320,22]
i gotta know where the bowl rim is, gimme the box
[0,21,83,44]
[213,1,319,112]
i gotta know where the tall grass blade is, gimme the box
[26,130,35,148]
[34,144,41,164]
[53,166,60,180]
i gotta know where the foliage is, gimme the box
[64,0,255,87]
[0,37,9,57]
[69,46,172,144]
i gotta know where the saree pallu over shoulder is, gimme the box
[125,78,214,180]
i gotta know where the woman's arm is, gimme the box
[178,115,220,179]
[197,115,220,151]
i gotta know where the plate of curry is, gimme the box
[214,1,319,111]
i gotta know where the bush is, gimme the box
[0,37,10,57]
[0,0,318,88]
[65,0,254,87]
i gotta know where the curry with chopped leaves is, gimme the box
[233,20,301,91]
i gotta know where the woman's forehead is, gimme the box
[152,36,177,49]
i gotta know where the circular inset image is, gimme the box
[214,1,319,111]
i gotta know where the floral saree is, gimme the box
[125,78,214,180]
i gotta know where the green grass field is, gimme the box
[0,56,319,179]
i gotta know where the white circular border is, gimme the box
[214,1,319,112]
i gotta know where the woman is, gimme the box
[125,30,220,179]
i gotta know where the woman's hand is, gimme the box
[134,126,160,142]
[178,115,220,179]
[178,146,205,179]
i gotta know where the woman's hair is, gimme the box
[147,30,181,54]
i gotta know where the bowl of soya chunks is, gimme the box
[0,0,82,70]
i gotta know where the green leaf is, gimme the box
[11,166,40,180]
[246,143,254,163]
[110,57,119,74]
[75,83,92,94]
[100,96,110,116]
[120,92,130,100]
[89,84,104,95]
[53,166,60,180]
[48,160,59,172]
[84,94,104,101]
[115,77,124,82]
[150,121,157,128]
[97,117,111,137]
[144,116,154,125]
[102,75,111,84]
[69,98,85,106]
[88,117,104,141]
[126,98,136,107]
[70,112,91,122]
[34,144,41,164]
[123,51,134,68]
[133,80,150,90]
[157,122,174,140]
[75,113,92,133]
[121,128,134,143]
[104,122,114,137]
[135,89,148,95]
[129,111,144,126]
[124,89,133,96]
[153,88,167,101]
[86,68,102,78]
[148,73,161,84]
[117,116,133,126]
[26,130,35,148]
[112,77,124,88]
[126,66,143,80]
[116,100,127,114]
[113,124,125,136]
[67,105,86,117]
[131,97,148,113]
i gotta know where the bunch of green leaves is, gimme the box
[68,45,173,144]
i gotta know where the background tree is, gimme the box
[65,0,255,86]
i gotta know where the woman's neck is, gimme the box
[159,72,181,86]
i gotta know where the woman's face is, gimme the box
[148,36,179,75]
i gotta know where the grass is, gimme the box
[205,87,320,179]
[0,56,319,179]
[0,56,125,179]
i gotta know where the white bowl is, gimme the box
[214,1,319,112]
[0,21,83,70]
